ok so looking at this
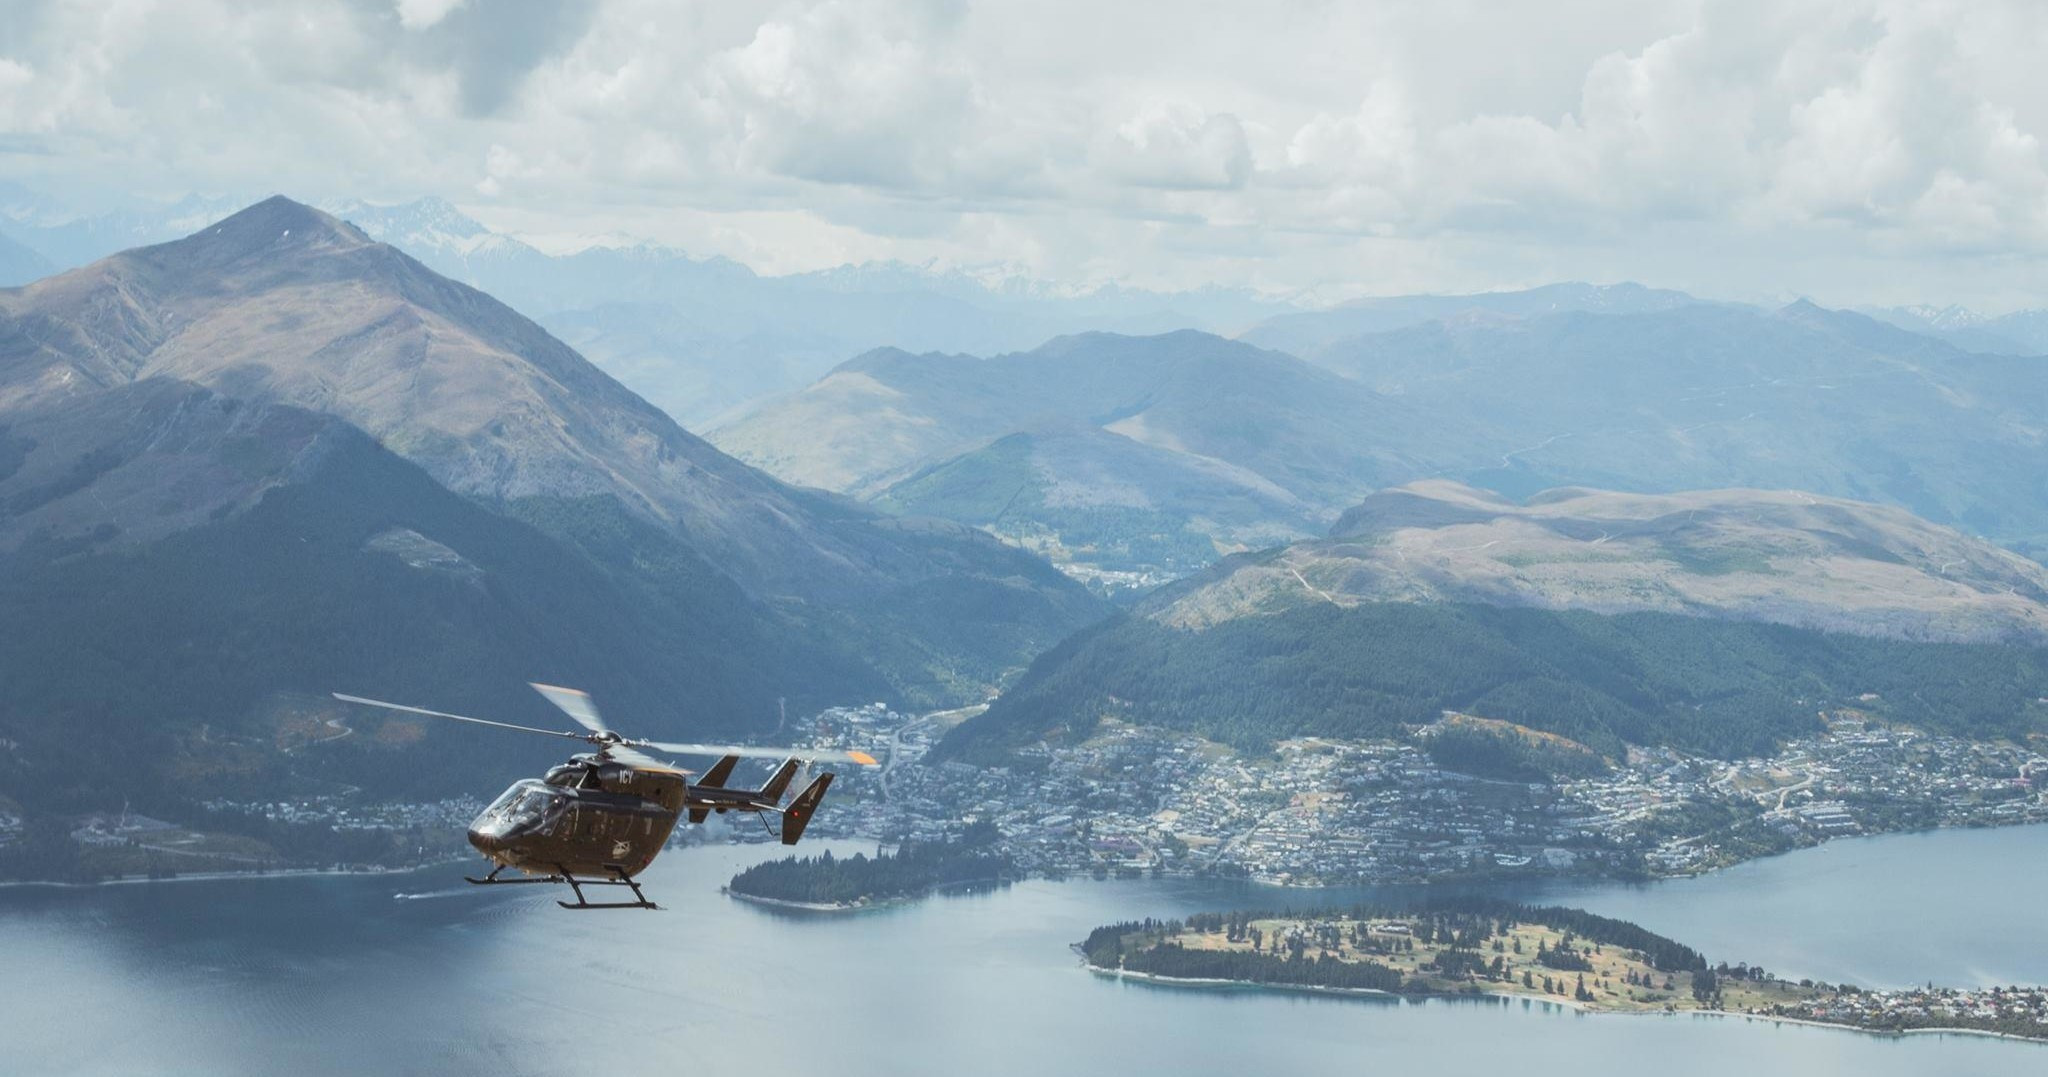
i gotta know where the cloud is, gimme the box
[5,0,2048,306]
[1099,100,1251,191]
[395,0,467,31]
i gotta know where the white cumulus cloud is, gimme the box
[5,0,2048,306]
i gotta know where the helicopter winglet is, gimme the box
[780,772,834,845]
[756,757,802,803]
[687,754,744,823]
[699,754,742,788]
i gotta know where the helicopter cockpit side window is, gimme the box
[474,780,566,837]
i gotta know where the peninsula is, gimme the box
[1081,900,2048,1041]
[726,825,1017,909]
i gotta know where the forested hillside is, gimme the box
[935,602,2048,764]
[0,418,886,813]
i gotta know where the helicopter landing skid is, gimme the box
[465,865,562,885]
[554,865,658,911]
[462,864,658,909]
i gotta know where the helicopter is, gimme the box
[331,684,878,910]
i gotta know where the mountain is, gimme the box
[719,298,2048,581]
[0,386,885,809]
[0,187,1303,427]
[0,231,51,287]
[1151,480,2048,643]
[872,426,1325,582]
[0,197,1107,809]
[1292,302,2048,558]
[715,330,1434,497]
[936,483,2048,765]
[1860,303,2048,355]
[1237,282,1711,357]
[0,183,248,271]
[714,331,1439,578]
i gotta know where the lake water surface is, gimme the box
[5,825,2046,1076]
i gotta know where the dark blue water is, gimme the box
[5,825,2045,1076]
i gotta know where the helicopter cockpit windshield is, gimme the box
[472,780,564,839]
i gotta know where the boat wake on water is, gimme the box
[392,888,474,901]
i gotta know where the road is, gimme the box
[880,704,985,803]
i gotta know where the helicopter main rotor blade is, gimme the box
[606,745,696,774]
[636,741,879,766]
[332,693,590,743]
[529,683,608,734]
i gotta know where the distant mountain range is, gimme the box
[0,186,1298,427]
[0,197,1105,810]
[0,231,52,288]
[721,297,2048,583]
[1858,304,2048,355]
[1296,301,2048,556]
[937,482,2048,765]
[1236,281,1713,357]
[714,331,1442,581]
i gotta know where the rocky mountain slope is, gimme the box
[721,297,2048,581]
[713,330,1437,576]
[936,482,2048,765]
[1150,481,2048,645]
[872,426,1325,582]
[2,187,1297,426]
[0,399,885,807]
[0,197,1108,808]
[0,198,1102,609]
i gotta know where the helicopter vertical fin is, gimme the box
[779,772,834,845]
[756,758,802,805]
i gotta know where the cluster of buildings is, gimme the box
[796,705,2048,887]
[1763,984,2048,1038]
[200,794,484,833]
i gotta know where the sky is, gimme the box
[5,0,2048,309]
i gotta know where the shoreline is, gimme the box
[1085,960,1588,1009]
[0,858,468,891]
[1085,961,2044,1044]
[723,874,1016,913]
[3,813,2038,893]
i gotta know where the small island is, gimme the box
[1081,900,2048,1042]
[727,824,1018,910]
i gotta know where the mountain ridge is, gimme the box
[1146,480,2048,646]
[0,196,1107,773]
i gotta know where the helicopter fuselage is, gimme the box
[466,756,688,879]
[331,684,858,909]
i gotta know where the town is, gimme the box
[1759,983,2048,1040]
[791,702,2048,886]
[14,701,2043,890]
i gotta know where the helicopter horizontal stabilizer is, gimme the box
[779,772,834,845]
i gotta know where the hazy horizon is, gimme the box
[9,1,2048,313]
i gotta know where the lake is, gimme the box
[5,825,2046,1076]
